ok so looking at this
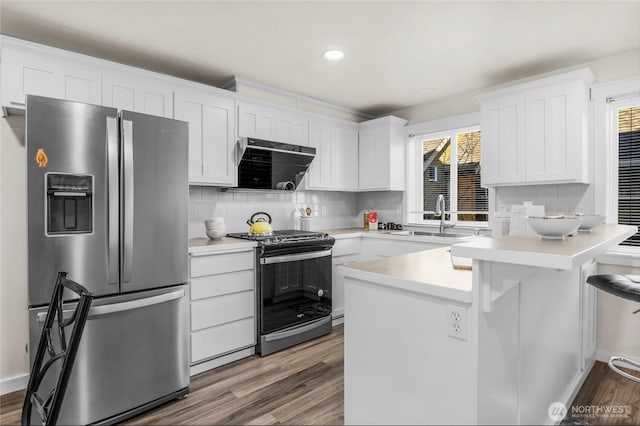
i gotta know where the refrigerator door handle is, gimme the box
[106,116,119,286]
[36,288,185,322]
[121,118,134,285]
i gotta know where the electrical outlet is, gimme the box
[447,304,467,340]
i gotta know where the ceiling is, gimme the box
[1,1,639,116]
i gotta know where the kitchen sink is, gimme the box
[390,230,472,238]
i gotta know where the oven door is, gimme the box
[258,249,332,354]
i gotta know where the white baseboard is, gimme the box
[332,315,344,327]
[189,347,255,376]
[596,350,640,371]
[1,373,28,395]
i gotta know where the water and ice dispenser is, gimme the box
[46,173,93,235]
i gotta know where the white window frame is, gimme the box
[405,114,488,228]
[592,76,640,259]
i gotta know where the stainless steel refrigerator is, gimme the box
[25,95,189,425]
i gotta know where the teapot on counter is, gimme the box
[246,212,273,236]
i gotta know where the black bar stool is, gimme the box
[22,272,94,426]
[586,274,640,383]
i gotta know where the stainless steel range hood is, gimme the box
[237,138,316,191]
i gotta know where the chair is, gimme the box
[22,272,94,425]
[586,274,640,383]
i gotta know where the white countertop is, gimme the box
[451,224,637,270]
[322,227,477,244]
[339,246,473,303]
[188,237,257,254]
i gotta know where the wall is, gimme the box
[494,183,594,216]
[392,48,640,124]
[188,187,359,237]
[187,188,404,237]
[356,191,404,227]
[0,108,30,393]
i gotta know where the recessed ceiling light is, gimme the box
[323,49,344,61]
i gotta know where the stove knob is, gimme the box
[317,289,324,297]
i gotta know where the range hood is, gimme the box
[236,138,316,191]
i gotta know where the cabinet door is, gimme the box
[332,253,359,320]
[276,111,308,145]
[525,83,582,183]
[481,95,526,186]
[306,119,335,189]
[334,124,359,190]
[358,125,389,190]
[580,260,598,371]
[102,71,173,118]
[237,101,277,140]
[238,101,308,145]
[2,47,101,110]
[175,88,236,186]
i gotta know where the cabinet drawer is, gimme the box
[190,250,254,278]
[191,269,254,301]
[191,317,255,363]
[191,290,255,331]
[333,238,361,257]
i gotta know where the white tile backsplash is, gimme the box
[495,183,594,216]
[357,191,404,225]
[189,187,360,238]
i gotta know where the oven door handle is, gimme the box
[260,249,332,265]
[264,316,332,342]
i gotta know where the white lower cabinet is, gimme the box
[331,238,362,321]
[189,249,256,365]
[361,238,440,259]
[332,236,444,323]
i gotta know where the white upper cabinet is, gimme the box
[237,100,308,145]
[174,85,236,186]
[358,116,407,191]
[480,94,526,185]
[478,68,594,186]
[2,44,102,113]
[102,69,173,118]
[305,118,358,191]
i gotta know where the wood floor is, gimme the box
[569,361,640,425]
[1,324,639,425]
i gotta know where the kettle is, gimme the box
[247,212,273,236]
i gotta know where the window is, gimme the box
[408,126,488,226]
[617,104,640,247]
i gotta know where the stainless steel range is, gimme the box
[227,230,335,356]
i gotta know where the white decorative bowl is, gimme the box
[576,214,605,231]
[205,217,225,229]
[206,228,226,239]
[526,216,583,240]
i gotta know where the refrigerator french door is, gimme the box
[25,95,189,425]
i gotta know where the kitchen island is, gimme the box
[339,224,636,425]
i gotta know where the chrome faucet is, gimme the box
[435,194,456,234]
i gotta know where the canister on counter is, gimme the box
[363,211,370,230]
[368,211,378,230]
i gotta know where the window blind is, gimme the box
[618,106,640,247]
[456,131,488,222]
